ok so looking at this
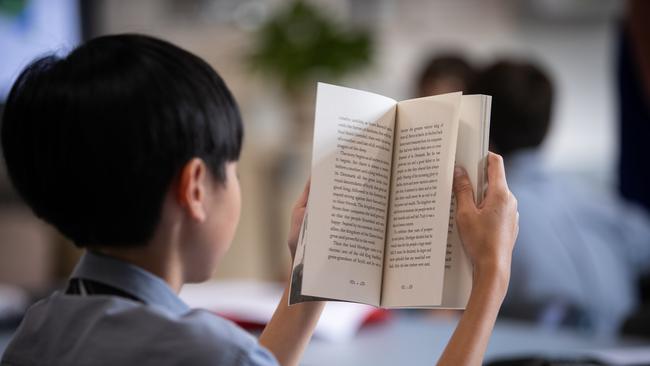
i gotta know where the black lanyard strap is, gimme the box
[65,278,143,303]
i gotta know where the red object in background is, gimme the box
[361,308,391,326]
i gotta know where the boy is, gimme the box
[1,34,518,366]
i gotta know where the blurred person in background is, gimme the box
[616,1,650,336]
[470,60,650,337]
[618,0,650,214]
[416,53,476,96]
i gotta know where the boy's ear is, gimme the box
[177,158,209,222]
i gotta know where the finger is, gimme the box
[485,152,509,201]
[453,166,476,213]
[294,177,311,209]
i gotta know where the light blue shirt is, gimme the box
[503,150,650,336]
[1,251,279,366]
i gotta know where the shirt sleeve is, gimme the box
[236,345,279,366]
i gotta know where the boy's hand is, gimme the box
[437,153,518,366]
[453,152,518,296]
[287,179,310,260]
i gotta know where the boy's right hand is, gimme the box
[453,152,518,297]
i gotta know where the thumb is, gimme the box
[453,166,476,213]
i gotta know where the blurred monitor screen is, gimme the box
[0,0,81,101]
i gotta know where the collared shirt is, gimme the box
[1,251,279,366]
[502,150,650,336]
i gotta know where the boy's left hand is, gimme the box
[287,179,310,260]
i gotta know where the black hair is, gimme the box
[1,34,243,248]
[416,54,475,96]
[469,60,553,157]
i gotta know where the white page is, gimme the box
[302,83,397,306]
[381,92,462,308]
[289,211,319,305]
[439,95,491,308]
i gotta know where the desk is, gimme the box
[1,315,648,365]
[301,314,648,366]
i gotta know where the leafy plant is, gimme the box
[0,0,27,17]
[247,1,373,93]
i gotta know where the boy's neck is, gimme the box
[94,192,191,293]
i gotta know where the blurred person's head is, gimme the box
[1,34,243,283]
[470,60,554,158]
[416,54,475,97]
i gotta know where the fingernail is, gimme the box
[454,167,464,177]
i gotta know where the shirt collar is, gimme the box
[71,250,190,316]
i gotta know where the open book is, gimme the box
[290,83,491,309]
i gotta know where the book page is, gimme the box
[290,211,329,304]
[301,83,397,306]
[439,95,491,308]
[380,93,461,308]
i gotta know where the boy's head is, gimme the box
[416,54,475,97]
[2,34,243,279]
[470,60,554,157]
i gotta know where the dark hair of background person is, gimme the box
[1,34,243,248]
[469,60,554,157]
[416,54,476,97]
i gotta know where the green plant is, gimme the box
[247,1,373,93]
[0,0,27,17]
